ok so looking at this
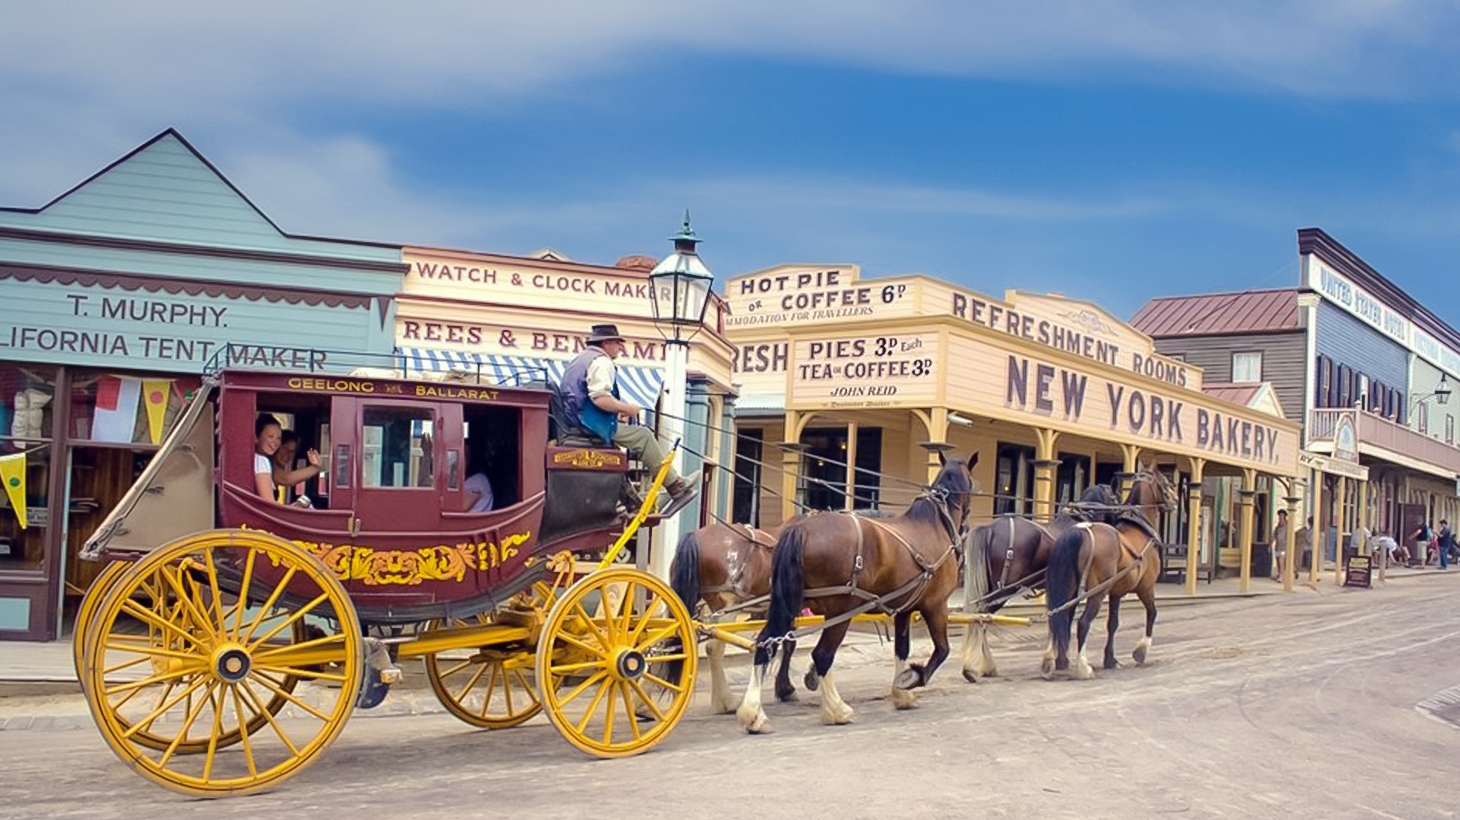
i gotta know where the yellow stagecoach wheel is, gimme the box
[535,568,697,758]
[423,582,554,729]
[73,560,131,683]
[82,529,362,797]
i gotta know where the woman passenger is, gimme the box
[254,415,323,504]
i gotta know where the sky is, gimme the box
[3,1,1460,321]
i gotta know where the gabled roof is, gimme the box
[1203,382,1286,419]
[1130,288,1300,337]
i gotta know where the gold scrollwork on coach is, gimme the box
[280,531,533,586]
[552,449,623,468]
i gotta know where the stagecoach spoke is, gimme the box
[548,659,608,675]
[118,598,209,653]
[248,593,330,651]
[239,565,299,645]
[155,679,220,768]
[248,672,332,723]
[437,658,474,679]
[574,678,614,736]
[512,670,539,708]
[239,679,304,757]
[600,681,616,745]
[633,622,680,654]
[640,671,686,694]
[253,631,346,663]
[626,678,667,721]
[228,683,259,779]
[104,665,203,700]
[202,683,226,781]
[253,663,348,683]
[119,675,208,741]
[231,548,259,640]
[158,563,219,644]
[553,629,608,660]
[557,670,609,709]
[626,598,664,646]
[453,661,490,705]
[201,546,226,627]
[570,602,610,651]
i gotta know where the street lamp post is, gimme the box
[647,211,714,580]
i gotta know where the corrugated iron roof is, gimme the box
[1202,382,1262,407]
[1130,288,1300,337]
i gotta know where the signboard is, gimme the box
[1333,412,1358,462]
[1309,261,1460,376]
[1298,450,1369,481]
[1343,554,1373,589]
[725,266,919,329]
[943,337,1299,475]
[404,252,657,318]
[788,332,939,409]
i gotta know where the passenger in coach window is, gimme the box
[254,414,322,505]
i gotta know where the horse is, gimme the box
[669,521,799,713]
[736,452,977,734]
[958,483,1119,682]
[1044,465,1177,679]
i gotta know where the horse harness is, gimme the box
[801,491,965,625]
[700,524,778,605]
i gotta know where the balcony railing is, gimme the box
[1308,407,1460,476]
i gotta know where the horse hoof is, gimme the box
[775,687,798,704]
[1040,657,1054,674]
[821,707,855,725]
[893,668,922,690]
[962,669,980,683]
[803,670,821,692]
[1103,658,1121,670]
[737,707,772,735]
[1133,647,1148,665]
[890,688,919,710]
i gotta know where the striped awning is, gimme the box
[397,348,665,411]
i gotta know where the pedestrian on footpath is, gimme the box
[1439,520,1454,570]
[1271,509,1288,581]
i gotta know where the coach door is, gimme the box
[332,398,461,534]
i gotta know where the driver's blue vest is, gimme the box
[561,347,619,443]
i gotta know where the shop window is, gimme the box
[732,428,764,526]
[1336,364,1351,406]
[1232,352,1262,384]
[800,427,881,511]
[0,363,59,571]
[362,407,435,488]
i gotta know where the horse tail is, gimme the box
[755,524,807,669]
[664,529,703,688]
[966,524,995,613]
[1046,526,1086,661]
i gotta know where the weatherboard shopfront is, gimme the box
[394,246,739,568]
[0,129,406,640]
[727,265,1301,596]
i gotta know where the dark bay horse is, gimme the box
[737,453,977,733]
[1044,465,1176,679]
[959,483,1119,682]
[669,521,798,713]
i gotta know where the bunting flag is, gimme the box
[92,375,141,443]
[0,452,26,529]
[142,379,172,444]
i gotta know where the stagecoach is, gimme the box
[74,357,701,797]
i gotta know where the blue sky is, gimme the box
[3,1,1460,320]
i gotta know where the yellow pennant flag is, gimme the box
[142,379,172,445]
[0,453,26,530]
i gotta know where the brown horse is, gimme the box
[959,483,1118,682]
[1044,465,1176,679]
[736,453,977,733]
[669,521,798,713]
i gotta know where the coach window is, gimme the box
[362,407,435,488]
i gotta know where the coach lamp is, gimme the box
[646,211,715,580]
